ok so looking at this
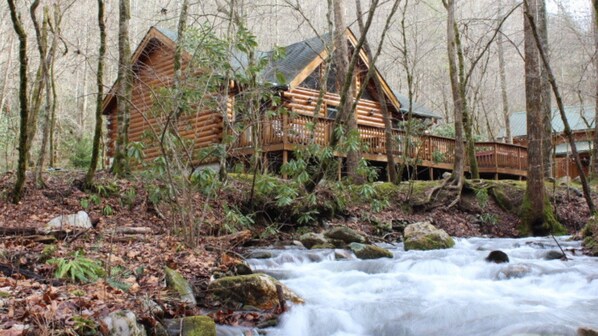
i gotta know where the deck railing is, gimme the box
[232,115,527,175]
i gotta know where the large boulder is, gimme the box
[208,273,303,310]
[582,217,598,256]
[46,211,92,230]
[403,221,455,251]
[164,267,196,305]
[324,227,366,245]
[485,250,509,263]
[543,250,565,260]
[349,243,393,259]
[163,316,216,336]
[101,310,147,336]
[299,232,328,249]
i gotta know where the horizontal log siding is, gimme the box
[283,87,386,128]
[107,40,223,165]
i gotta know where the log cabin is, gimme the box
[102,26,528,180]
[500,106,595,178]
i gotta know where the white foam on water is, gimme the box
[244,237,598,336]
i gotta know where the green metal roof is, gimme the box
[499,105,595,138]
[554,141,592,156]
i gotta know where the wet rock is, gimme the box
[349,243,393,259]
[334,249,353,260]
[582,217,598,256]
[247,251,273,259]
[299,233,328,249]
[497,264,532,280]
[46,211,92,230]
[163,316,216,336]
[324,227,366,245]
[578,327,598,336]
[311,243,336,249]
[101,310,147,336]
[164,267,196,305]
[543,250,565,260]
[208,273,303,310]
[141,298,164,317]
[403,221,455,251]
[442,172,451,179]
[485,250,509,263]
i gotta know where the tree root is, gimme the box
[426,175,464,210]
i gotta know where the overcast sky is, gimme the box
[547,0,591,17]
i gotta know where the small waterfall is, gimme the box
[240,237,598,336]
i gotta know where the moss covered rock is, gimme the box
[403,221,455,251]
[164,267,196,305]
[299,232,328,249]
[349,243,393,259]
[164,316,216,336]
[208,273,303,310]
[582,217,598,256]
[324,227,366,245]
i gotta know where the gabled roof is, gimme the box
[102,26,440,120]
[499,105,595,138]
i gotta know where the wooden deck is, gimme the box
[232,115,528,178]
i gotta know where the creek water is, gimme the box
[240,237,598,336]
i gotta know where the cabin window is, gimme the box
[327,104,338,119]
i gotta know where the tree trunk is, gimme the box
[332,0,360,182]
[524,0,596,216]
[535,0,553,178]
[111,0,132,177]
[85,0,107,188]
[355,0,399,184]
[7,0,30,204]
[445,0,466,186]
[497,0,511,144]
[522,0,553,235]
[592,0,598,179]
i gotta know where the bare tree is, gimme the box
[7,0,30,203]
[111,0,132,177]
[592,0,598,179]
[524,0,595,216]
[497,0,511,144]
[85,0,106,188]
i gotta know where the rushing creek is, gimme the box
[226,237,598,336]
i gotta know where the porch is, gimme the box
[231,115,528,179]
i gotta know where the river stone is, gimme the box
[578,327,598,336]
[403,221,455,251]
[46,211,92,230]
[582,217,598,256]
[208,273,303,310]
[485,250,509,263]
[543,250,565,260]
[101,310,147,336]
[163,316,216,336]
[299,232,328,249]
[324,227,366,244]
[497,264,532,280]
[311,243,336,249]
[349,243,393,259]
[164,267,196,305]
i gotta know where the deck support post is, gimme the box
[429,167,434,180]
[338,158,342,181]
[282,150,288,179]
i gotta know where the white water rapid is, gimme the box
[242,237,598,336]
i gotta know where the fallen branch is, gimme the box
[0,263,63,286]
[115,227,155,235]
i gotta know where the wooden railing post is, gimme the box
[282,113,288,146]
[493,143,498,170]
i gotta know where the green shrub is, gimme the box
[47,251,104,283]
[69,137,93,168]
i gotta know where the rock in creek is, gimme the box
[101,310,146,336]
[163,316,216,336]
[299,232,329,249]
[324,226,366,245]
[164,267,196,305]
[496,264,532,280]
[485,250,509,263]
[543,250,565,260]
[578,327,598,336]
[403,221,455,251]
[349,243,393,259]
[208,273,303,310]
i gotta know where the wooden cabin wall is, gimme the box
[106,39,224,166]
[283,87,386,128]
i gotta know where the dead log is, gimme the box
[115,227,155,235]
[0,263,63,286]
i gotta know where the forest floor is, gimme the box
[0,170,593,335]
